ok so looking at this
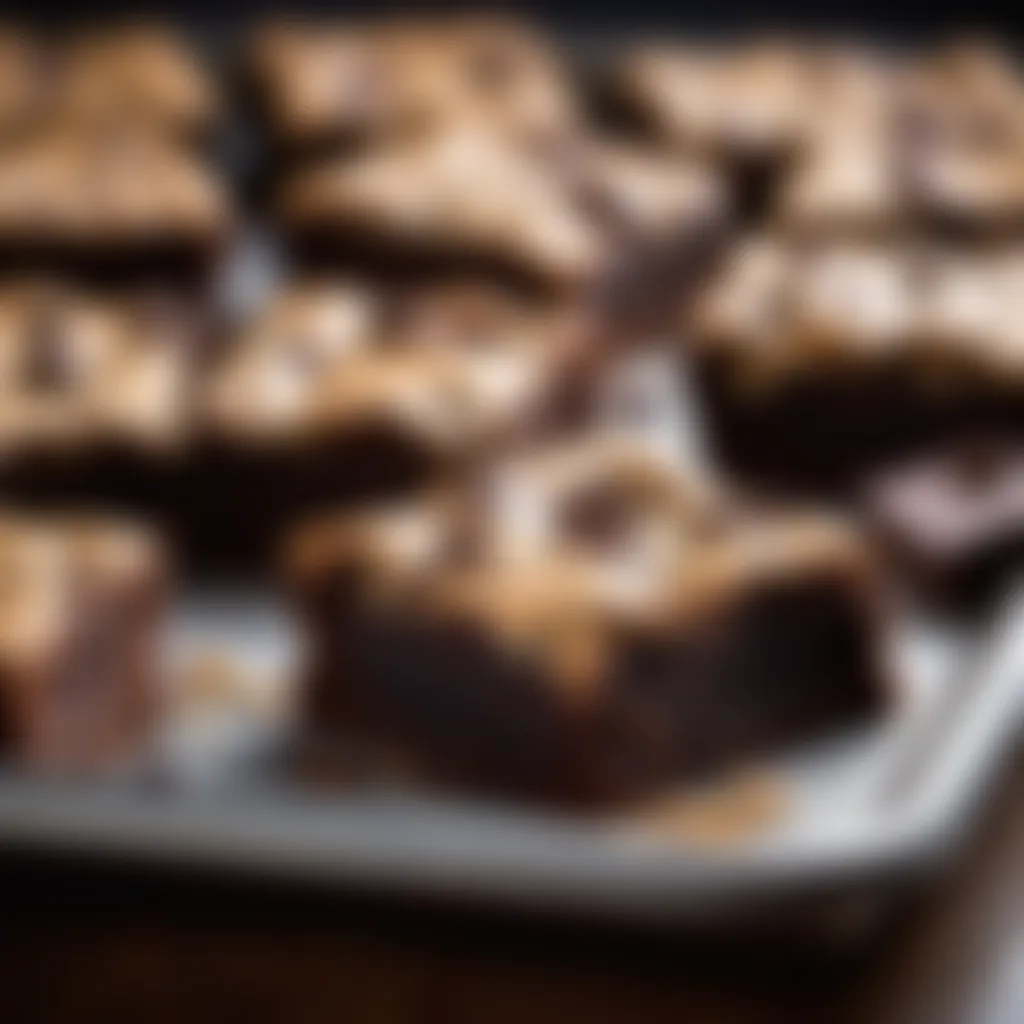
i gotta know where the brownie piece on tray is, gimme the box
[689,238,1024,494]
[196,280,594,570]
[604,42,890,223]
[609,39,1024,237]
[0,282,196,517]
[248,15,578,153]
[278,126,728,311]
[777,41,1024,237]
[0,125,231,279]
[286,440,890,807]
[0,513,167,772]
[606,41,816,163]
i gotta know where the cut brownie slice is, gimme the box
[689,238,1024,493]
[0,125,231,279]
[248,15,578,153]
[278,127,728,310]
[197,280,594,570]
[0,282,197,519]
[604,41,891,226]
[286,441,890,806]
[0,513,167,772]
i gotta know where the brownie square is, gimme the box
[0,126,231,279]
[278,128,728,312]
[196,281,592,571]
[606,42,816,163]
[0,513,166,772]
[0,283,197,519]
[689,239,1024,494]
[776,41,1024,237]
[286,441,890,806]
[248,15,577,153]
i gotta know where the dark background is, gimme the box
[0,1,1020,39]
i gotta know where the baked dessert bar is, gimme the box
[0,126,231,276]
[279,128,727,302]
[196,280,592,569]
[690,238,1024,492]
[286,440,890,806]
[607,41,818,164]
[0,513,166,772]
[0,282,196,514]
[249,15,577,152]
[778,41,1024,235]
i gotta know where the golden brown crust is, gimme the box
[55,24,219,137]
[0,126,230,250]
[278,128,726,287]
[611,41,815,158]
[204,281,587,452]
[692,238,1024,392]
[249,15,577,148]
[278,128,609,285]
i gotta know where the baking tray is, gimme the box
[0,330,1021,929]
[0,578,1021,926]
[0,24,1022,931]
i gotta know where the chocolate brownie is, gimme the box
[194,281,594,570]
[0,126,231,277]
[0,513,166,772]
[607,42,817,163]
[689,238,1024,493]
[278,128,727,303]
[286,440,890,806]
[0,282,197,515]
[778,41,1024,236]
[249,15,577,152]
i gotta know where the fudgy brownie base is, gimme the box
[693,354,1024,499]
[299,572,886,806]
